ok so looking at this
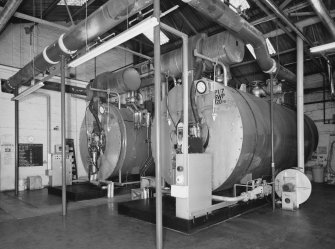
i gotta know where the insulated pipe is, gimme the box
[153,0,162,248]
[297,32,305,172]
[3,0,153,92]
[183,0,296,83]
[309,0,335,40]
[0,0,23,35]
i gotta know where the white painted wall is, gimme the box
[304,91,335,167]
[0,23,133,191]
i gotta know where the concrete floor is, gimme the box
[0,183,334,249]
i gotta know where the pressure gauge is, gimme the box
[196,81,207,94]
[99,106,105,114]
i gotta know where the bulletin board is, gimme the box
[19,144,43,167]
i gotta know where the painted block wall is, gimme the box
[0,23,133,191]
[304,91,335,167]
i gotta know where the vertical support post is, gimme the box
[297,32,304,172]
[61,55,67,216]
[153,0,162,248]
[270,74,275,211]
[14,86,19,196]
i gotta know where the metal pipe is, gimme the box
[309,0,335,40]
[193,49,227,86]
[212,195,246,202]
[263,0,329,66]
[0,6,70,31]
[153,0,162,248]
[270,74,275,212]
[63,0,75,26]
[252,0,296,42]
[265,10,335,38]
[327,64,334,98]
[183,0,296,83]
[160,22,189,167]
[331,70,335,98]
[116,46,152,60]
[3,0,153,92]
[14,86,19,196]
[263,0,312,46]
[297,31,304,172]
[61,55,67,216]
[0,0,23,35]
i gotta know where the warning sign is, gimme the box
[214,88,225,105]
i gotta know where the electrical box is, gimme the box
[50,153,72,187]
[171,153,212,220]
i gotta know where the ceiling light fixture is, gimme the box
[11,82,44,101]
[310,42,335,53]
[68,17,159,68]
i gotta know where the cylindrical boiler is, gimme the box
[195,82,318,191]
[79,104,152,181]
[154,80,318,191]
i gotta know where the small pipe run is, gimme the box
[90,87,121,109]
[308,0,335,40]
[212,195,246,202]
[0,0,23,35]
[193,49,228,86]
[327,63,335,98]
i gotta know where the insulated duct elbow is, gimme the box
[183,0,296,83]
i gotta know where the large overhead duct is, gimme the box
[2,0,153,93]
[0,0,23,35]
[182,0,296,83]
[308,0,335,40]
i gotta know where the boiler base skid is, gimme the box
[48,181,139,201]
[117,196,268,234]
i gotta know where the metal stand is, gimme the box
[14,86,19,196]
[61,55,67,216]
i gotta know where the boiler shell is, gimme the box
[79,105,152,181]
[196,85,318,191]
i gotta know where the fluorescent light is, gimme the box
[143,29,169,45]
[11,82,44,101]
[310,42,335,53]
[246,44,256,59]
[68,17,159,68]
[58,0,88,6]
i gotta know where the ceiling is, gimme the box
[1,0,335,89]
